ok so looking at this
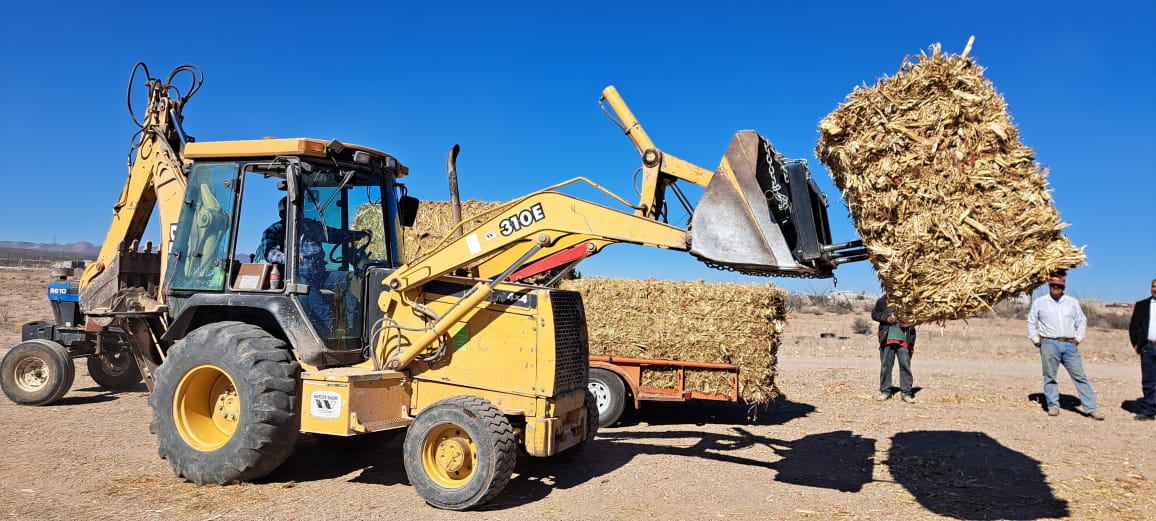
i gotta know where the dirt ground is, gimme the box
[1,267,1153,520]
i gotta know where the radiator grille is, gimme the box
[549,290,588,393]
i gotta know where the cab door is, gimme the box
[165,162,239,295]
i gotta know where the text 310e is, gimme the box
[499,203,546,236]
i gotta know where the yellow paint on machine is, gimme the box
[299,367,412,436]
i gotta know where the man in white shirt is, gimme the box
[1128,278,1156,421]
[1026,274,1104,420]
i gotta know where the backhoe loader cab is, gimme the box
[166,138,409,358]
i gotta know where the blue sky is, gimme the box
[1,1,1152,302]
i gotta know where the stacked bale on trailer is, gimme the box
[560,277,785,405]
[815,39,1084,324]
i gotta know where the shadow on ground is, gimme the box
[503,425,875,508]
[615,392,817,427]
[261,433,410,488]
[1120,398,1154,415]
[1028,392,1099,416]
[888,431,1069,520]
[49,393,120,406]
[266,394,823,509]
[203,397,1067,516]
[73,382,149,393]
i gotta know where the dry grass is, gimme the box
[0,267,53,344]
[782,310,1132,364]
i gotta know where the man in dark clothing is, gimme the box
[260,196,367,339]
[1129,278,1156,421]
[872,295,917,403]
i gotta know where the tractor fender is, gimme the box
[160,292,330,368]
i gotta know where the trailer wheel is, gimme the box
[150,321,300,485]
[87,350,142,390]
[588,368,626,428]
[403,396,516,510]
[0,339,75,406]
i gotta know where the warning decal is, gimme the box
[310,390,342,419]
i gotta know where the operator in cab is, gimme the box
[259,196,368,338]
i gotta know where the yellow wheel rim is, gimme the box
[173,364,240,451]
[421,424,476,488]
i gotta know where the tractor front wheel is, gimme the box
[0,339,75,406]
[87,350,142,390]
[403,396,516,510]
[150,321,300,485]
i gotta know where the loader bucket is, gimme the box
[690,131,835,278]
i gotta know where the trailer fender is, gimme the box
[588,360,642,410]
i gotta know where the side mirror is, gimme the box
[398,195,419,228]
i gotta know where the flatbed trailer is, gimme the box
[586,356,739,427]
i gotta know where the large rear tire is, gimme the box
[588,367,626,428]
[403,396,516,510]
[0,339,75,406]
[150,321,300,485]
[87,350,142,390]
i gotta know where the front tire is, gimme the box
[588,367,626,428]
[150,321,300,485]
[403,396,516,510]
[87,350,142,390]
[0,339,75,406]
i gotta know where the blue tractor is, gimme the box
[1,262,141,405]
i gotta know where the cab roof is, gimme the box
[183,138,405,176]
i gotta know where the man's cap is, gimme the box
[1048,275,1066,286]
[278,196,287,213]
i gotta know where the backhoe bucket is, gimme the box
[690,131,835,278]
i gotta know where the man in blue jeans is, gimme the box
[1027,273,1105,420]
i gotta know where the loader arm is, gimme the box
[447,87,867,284]
[600,85,716,211]
[377,187,692,370]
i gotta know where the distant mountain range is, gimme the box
[0,241,101,256]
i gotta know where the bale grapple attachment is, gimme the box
[598,85,866,278]
[690,131,866,277]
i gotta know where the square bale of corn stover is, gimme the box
[560,277,786,405]
[814,40,1084,324]
[354,200,507,264]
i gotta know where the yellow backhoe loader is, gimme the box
[1,64,863,510]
